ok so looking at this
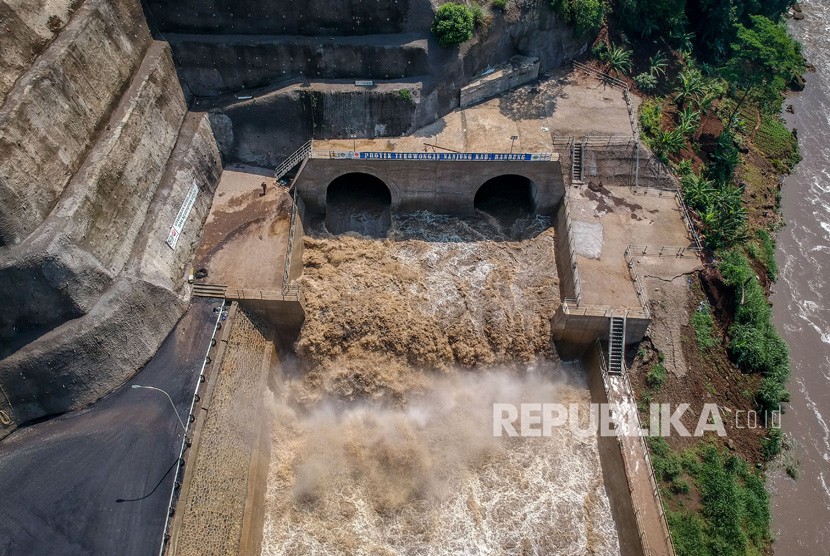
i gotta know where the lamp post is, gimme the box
[131,385,186,432]
[510,135,519,154]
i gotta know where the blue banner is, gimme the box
[352,152,552,161]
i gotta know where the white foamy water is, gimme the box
[770,0,830,551]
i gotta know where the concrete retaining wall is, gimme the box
[0,0,152,246]
[584,344,645,556]
[143,0,435,35]
[293,157,565,217]
[554,201,577,300]
[584,143,677,190]
[460,56,540,108]
[0,42,188,337]
[0,0,81,106]
[166,33,431,96]
[554,308,650,349]
[0,277,187,435]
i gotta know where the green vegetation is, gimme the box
[602,1,802,551]
[551,0,605,35]
[634,72,657,92]
[491,0,508,10]
[431,3,475,47]
[691,303,718,351]
[647,362,667,389]
[597,43,633,77]
[756,114,801,171]
[398,89,414,103]
[650,440,772,556]
[719,249,790,415]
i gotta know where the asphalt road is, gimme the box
[0,298,221,555]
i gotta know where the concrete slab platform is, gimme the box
[193,164,291,290]
[568,184,698,312]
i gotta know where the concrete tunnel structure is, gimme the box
[291,156,566,221]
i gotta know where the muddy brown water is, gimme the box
[768,1,830,551]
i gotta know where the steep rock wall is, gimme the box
[0,42,188,337]
[0,0,152,246]
[142,0,435,35]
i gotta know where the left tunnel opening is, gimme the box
[325,172,392,238]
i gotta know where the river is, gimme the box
[769,1,830,551]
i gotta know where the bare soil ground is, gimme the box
[193,164,291,290]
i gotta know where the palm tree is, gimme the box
[606,45,633,78]
[674,68,706,107]
[677,106,701,137]
[649,51,668,78]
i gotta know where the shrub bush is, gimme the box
[691,304,718,351]
[634,72,658,92]
[491,0,508,10]
[551,0,605,35]
[431,3,475,47]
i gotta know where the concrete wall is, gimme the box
[143,0,435,35]
[166,33,431,96]
[554,201,577,300]
[584,344,646,556]
[460,56,540,108]
[293,158,565,217]
[0,42,188,337]
[553,307,650,351]
[0,0,152,246]
[0,277,187,431]
[165,4,587,167]
[584,143,678,190]
[0,0,82,106]
[204,85,421,168]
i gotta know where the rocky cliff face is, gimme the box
[0,0,222,438]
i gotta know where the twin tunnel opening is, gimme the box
[325,172,537,237]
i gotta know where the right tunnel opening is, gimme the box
[474,174,537,222]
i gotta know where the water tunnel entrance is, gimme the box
[326,172,392,237]
[474,175,537,223]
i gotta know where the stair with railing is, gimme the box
[274,140,313,181]
[571,141,584,185]
[607,314,626,375]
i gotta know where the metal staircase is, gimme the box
[571,141,584,185]
[274,140,312,181]
[607,314,626,375]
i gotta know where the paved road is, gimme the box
[0,298,220,555]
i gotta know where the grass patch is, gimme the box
[651,441,772,556]
[756,114,800,171]
[691,304,718,351]
[647,362,667,389]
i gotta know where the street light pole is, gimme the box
[131,385,186,432]
[510,135,519,154]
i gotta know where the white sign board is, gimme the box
[166,181,199,250]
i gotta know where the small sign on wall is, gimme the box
[166,181,199,250]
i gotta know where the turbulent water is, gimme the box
[768,2,830,551]
[261,212,621,555]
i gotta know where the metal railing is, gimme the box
[674,192,703,251]
[159,300,226,556]
[572,60,629,91]
[274,140,313,181]
[282,189,300,294]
